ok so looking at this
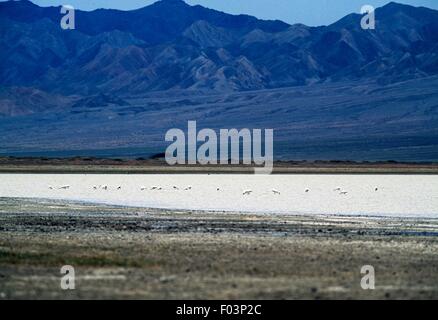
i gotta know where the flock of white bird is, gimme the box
[47,184,380,196]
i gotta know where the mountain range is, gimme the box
[1,0,438,97]
[0,0,437,161]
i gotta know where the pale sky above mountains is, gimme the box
[7,0,438,26]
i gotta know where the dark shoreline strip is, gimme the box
[1,166,438,174]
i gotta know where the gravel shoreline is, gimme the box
[1,197,438,299]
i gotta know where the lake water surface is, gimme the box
[0,174,437,217]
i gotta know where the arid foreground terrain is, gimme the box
[1,197,438,300]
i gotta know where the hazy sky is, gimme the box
[9,0,438,25]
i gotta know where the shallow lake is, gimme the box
[0,174,437,217]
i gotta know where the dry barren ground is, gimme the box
[1,198,438,300]
[1,157,438,174]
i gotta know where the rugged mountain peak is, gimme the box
[1,1,437,94]
[2,0,36,7]
[382,1,413,11]
[159,0,186,3]
[151,0,188,8]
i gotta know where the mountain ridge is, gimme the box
[0,1,437,163]
[1,0,438,100]
[0,0,438,116]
